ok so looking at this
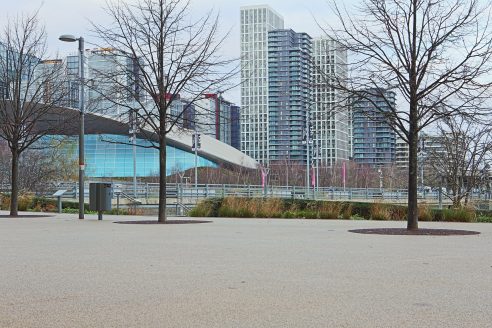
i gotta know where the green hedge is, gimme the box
[189,197,492,223]
[0,194,127,215]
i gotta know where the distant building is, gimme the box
[194,93,239,149]
[230,105,241,150]
[0,42,39,100]
[240,5,284,164]
[65,48,141,116]
[312,37,350,166]
[352,89,397,166]
[395,135,409,168]
[267,29,312,162]
[395,132,446,169]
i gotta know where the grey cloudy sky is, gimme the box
[2,0,356,102]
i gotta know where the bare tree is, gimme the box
[426,117,492,207]
[91,0,236,222]
[320,0,492,229]
[0,12,68,216]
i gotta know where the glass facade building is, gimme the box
[352,89,396,166]
[268,29,312,162]
[59,134,217,178]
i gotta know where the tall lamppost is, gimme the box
[302,111,313,199]
[59,35,85,220]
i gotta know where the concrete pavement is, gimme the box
[1,211,491,327]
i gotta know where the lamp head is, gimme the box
[59,34,77,42]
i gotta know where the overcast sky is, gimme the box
[2,0,356,103]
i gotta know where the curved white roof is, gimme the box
[167,129,258,169]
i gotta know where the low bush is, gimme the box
[17,194,34,211]
[189,197,490,223]
[443,207,476,223]
[0,193,10,210]
[342,203,353,220]
[418,204,433,222]
[390,205,407,221]
[189,198,222,217]
[350,202,372,219]
[350,213,365,220]
[259,198,284,218]
[477,215,492,223]
[370,203,391,221]
[318,201,342,220]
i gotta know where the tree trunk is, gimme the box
[407,125,419,230]
[158,136,167,223]
[10,149,19,217]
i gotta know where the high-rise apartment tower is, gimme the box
[240,5,284,164]
[312,37,350,166]
[268,29,312,162]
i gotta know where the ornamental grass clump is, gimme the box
[418,203,433,222]
[342,203,353,220]
[390,205,407,221]
[370,202,391,221]
[318,201,343,220]
[443,207,476,223]
[260,198,284,218]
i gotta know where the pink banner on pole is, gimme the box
[261,170,266,187]
[311,166,315,187]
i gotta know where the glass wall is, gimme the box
[57,134,217,178]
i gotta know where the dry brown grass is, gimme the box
[418,203,433,221]
[370,202,391,220]
[318,201,343,219]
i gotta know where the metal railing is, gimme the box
[6,181,489,206]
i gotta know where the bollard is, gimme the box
[57,196,62,214]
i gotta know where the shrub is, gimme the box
[350,213,365,220]
[418,204,433,222]
[218,197,252,217]
[477,215,492,223]
[318,201,342,220]
[190,198,222,217]
[433,209,444,222]
[342,203,353,220]
[261,198,284,218]
[281,210,298,219]
[17,194,34,211]
[443,207,476,223]
[350,202,372,219]
[0,193,10,210]
[370,203,391,220]
[295,209,317,219]
[390,205,407,221]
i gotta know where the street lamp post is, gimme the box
[59,35,85,220]
[303,110,313,199]
[129,109,139,198]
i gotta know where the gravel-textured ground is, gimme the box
[1,211,491,328]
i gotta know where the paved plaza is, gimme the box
[1,211,491,327]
